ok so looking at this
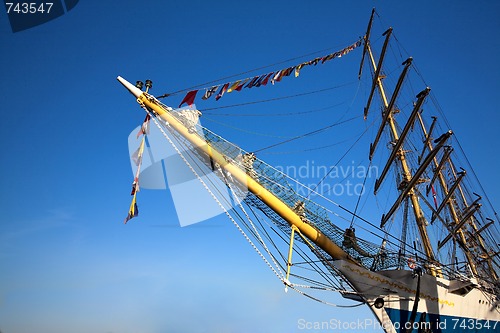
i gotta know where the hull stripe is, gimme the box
[385,308,499,333]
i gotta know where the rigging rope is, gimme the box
[237,133,437,265]
[158,42,359,98]
[148,113,287,283]
[202,116,293,139]
[383,23,499,235]
[201,82,358,111]
[349,160,373,229]
[288,285,365,308]
[253,115,361,153]
[141,103,455,293]
[203,100,350,117]
[306,118,375,199]
[221,165,287,280]
[428,93,500,225]
[259,134,361,155]
[144,106,373,307]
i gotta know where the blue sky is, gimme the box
[1,1,499,333]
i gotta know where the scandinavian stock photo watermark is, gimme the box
[297,317,498,332]
[129,110,379,226]
[275,160,379,197]
[4,1,80,32]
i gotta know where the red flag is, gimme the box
[431,185,438,209]
[235,78,250,91]
[130,177,139,195]
[179,90,198,108]
[261,72,274,86]
[136,114,151,138]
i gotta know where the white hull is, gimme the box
[334,260,500,333]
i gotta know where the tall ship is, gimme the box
[118,9,500,333]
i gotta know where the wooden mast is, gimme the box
[415,112,500,280]
[117,76,358,267]
[362,24,441,276]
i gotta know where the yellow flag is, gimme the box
[124,193,138,224]
[227,80,241,93]
[295,63,305,77]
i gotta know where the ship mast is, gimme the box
[360,11,440,276]
[117,76,360,269]
[416,113,480,277]
[361,13,499,283]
